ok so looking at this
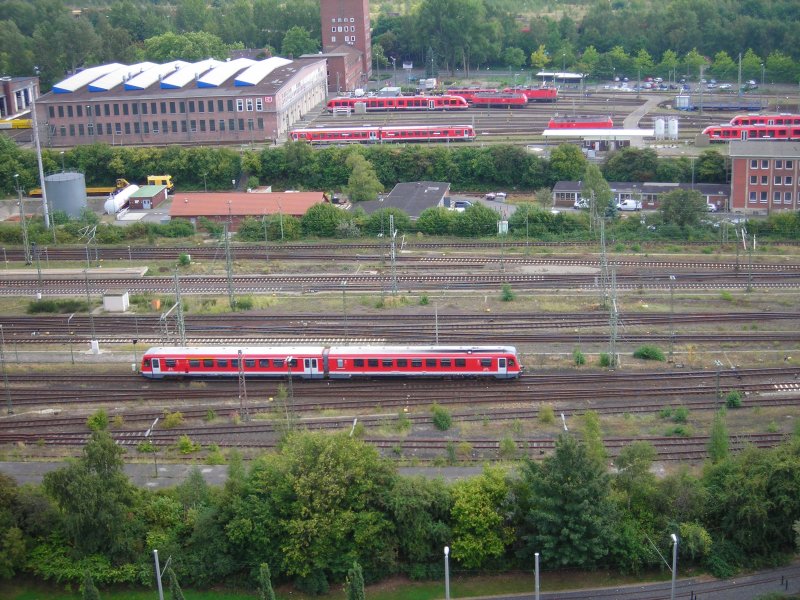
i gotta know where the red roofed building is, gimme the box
[169,191,328,229]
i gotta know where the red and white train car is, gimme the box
[470,93,528,109]
[502,87,559,102]
[701,123,800,141]
[289,124,476,144]
[548,116,613,129]
[326,95,468,112]
[140,345,521,380]
[729,114,800,126]
[445,88,500,103]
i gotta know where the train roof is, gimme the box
[143,346,327,355]
[328,345,518,355]
[292,125,474,133]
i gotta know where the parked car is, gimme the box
[706,203,718,212]
[718,83,732,90]
[450,200,472,212]
[485,192,507,201]
[573,197,590,209]
[616,199,642,211]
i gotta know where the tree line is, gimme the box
[2,423,800,593]
[1,0,800,89]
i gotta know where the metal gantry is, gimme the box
[224,223,236,309]
[608,268,619,368]
[237,349,250,422]
[599,219,610,309]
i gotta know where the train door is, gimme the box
[151,358,162,377]
[741,130,748,140]
[303,357,323,379]
[497,357,508,378]
[428,99,436,110]
[369,130,379,142]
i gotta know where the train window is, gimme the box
[231,359,239,369]
[509,359,515,366]
[203,359,213,368]
[411,359,422,368]
[273,359,284,368]
[354,359,364,367]
[217,359,228,368]
[480,359,492,367]
[288,358,298,368]
[455,359,466,368]
[440,359,451,367]
[259,359,269,367]
[143,358,151,367]
[425,359,436,368]
[337,359,344,368]
[189,360,200,368]
[165,359,176,368]
[382,359,393,367]
[245,359,256,368]
[397,359,408,367]
[368,359,379,367]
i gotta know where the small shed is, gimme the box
[103,291,130,312]
[129,185,168,210]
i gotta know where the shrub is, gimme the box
[658,407,673,419]
[396,410,411,432]
[162,411,184,429]
[720,291,734,302]
[86,409,108,431]
[672,406,689,423]
[501,284,515,302]
[633,345,666,361]
[419,294,429,305]
[598,353,613,367]
[204,409,216,422]
[431,404,452,431]
[445,441,457,464]
[725,390,743,408]
[27,299,88,314]
[499,436,518,459]
[539,404,555,424]
[137,441,156,453]
[573,349,586,366]
[176,435,199,454]
[666,425,691,436]
[178,253,191,266]
[234,296,254,311]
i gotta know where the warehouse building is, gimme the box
[35,57,328,147]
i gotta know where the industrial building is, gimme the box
[729,141,800,213]
[552,181,731,211]
[317,0,372,93]
[35,57,328,147]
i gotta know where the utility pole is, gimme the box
[1,324,12,414]
[342,280,348,338]
[599,218,610,309]
[224,222,236,309]
[14,175,31,265]
[390,214,397,295]
[83,269,97,352]
[668,275,676,363]
[608,268,618,368]
[173,270,186,345]
[30,94,51,230]
[237,349,250,422]
[262,214,269,261]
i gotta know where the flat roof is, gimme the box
[543,128,655,138]
[729,140,800,158]
[130,185,167,198]
[169,192,327,218]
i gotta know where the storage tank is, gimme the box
[654,118,666,139]
[44,171,87,218]
[104,184,140,214]
[668,117,679,140]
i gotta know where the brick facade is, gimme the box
[320,0,371,79]
[729,141,800,213]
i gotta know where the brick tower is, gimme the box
[320,0,372,78]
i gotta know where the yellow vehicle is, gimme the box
[30,178,129,198]
[147,175,174,191]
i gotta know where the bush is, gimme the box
[573,349,586,366]
[162,411,184,429]
[499,436,518,459]
[86,409,108,431]
[501,283,515,302]
[178,253,191,266]
[234,296,254,310]
[176,435,199,454]
[633,345,666,361]
[539,404,555,424]
[666,425,692,436]
[725,390,743,408]
[672,406,689,423]
[431,404,452,431]
[27,299,88,314]
[419,294,429,305]
[599,353,613,367]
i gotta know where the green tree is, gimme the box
[452,203,499,237]
[530,44,550,70]
[258,562,277,600]
[658,49,680,81]
[175,0,208,32]
[579,46,600,75]
[416,206,455,236]
[345,153,383,202]
[81,571,100,600]
[741,49,763,80]
[613,441,657,515]
[548,144,587,184]
[659,188,706,228]
[42,430,140,561]
[301,202,349,237]
[514,434,617,569]
[683,48,707,79]
[363,208,411,236]
[143,31,235,62]
[765,51,797,84]
[695,149,727,184]
[450,467,511,568]
[281,26,319,57]
[582,411,607,468]
[582,163,613,224]
[708,409,729,464]
[604,148,659,182]
[710,51,736,81]
[345,560,365,600]
[502,47,526,71]
[633,48,655,75]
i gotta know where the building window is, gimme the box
[227,99,234,112]
[786,176,793,185]
[190,120,196,132]
[749,191,757,203]
[133,122,140,134]
[351,26,355,31]
[207,100,214,113]
[247,118,254,130]
[786,160,794,169]
[113,104,120,116]
[257,117,263,129]
[48,106,54,118]
[344,35,349,41]
[86,105,93,117]
[58,105,65,118]
[151,102,157,114]
[141,103,147,115]
[115,123,122,135]
[60,126,66,137]
[160,102,167,114]
[78,124,84,136]
[180,120,186,132]
[750,175,757,184]
[761,160,769,169]
[350,17,354,22]
[236,99,244,111]
[776,160,783,169]
[143,122,149,134]
[255,98,263,111]
[761,175,768,184]
[188,101,195,112]
[750,159,758,169]
[209,119,215,131]
[760,191,767,203]
[331,17,335,22]
[218,100,224,112]
[331,27,335,32]
[106,123,112,135]
[331,36,336,42]
[785,192,793,204]
[351,36,356,42]
[87,123,94,136]
[338,26,343,32]
[775,176,782,185]
[198,100,204,112]
[774,191,781,203]
[169,102,176,114]
[179,101,185,113]
[161,120,168,134]
[238,118,244,130]
[199,120,206,132]
[124,122,131,134]
[152,121,159,134]
[76,105,83,117]
[171,121,177,133]
[131,103,137,115]
[103,104,110,116]
[67,105,73,117]
[219,119,225,131]
[246,99,253,111]
[228,118,236,130]
[121,104,129,116]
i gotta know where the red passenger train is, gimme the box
[326,95,468,112]
[502,86,559,102]
[470,93,528,108]
[140,345,522,380]
[702,113,800,141]
[446,88,500,103]
[729,114,800,126]
[547,116,614,129]
[289,124,476,144]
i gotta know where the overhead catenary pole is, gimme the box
[224,222,236,309]
[30,93,51,230]
[14,175,31,265]
[237,349,250,422]
[390,214,397,295]
[1,324,13,414]
[173,270,186,345]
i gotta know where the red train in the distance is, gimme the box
[289,124,476,144]
[326,95,468,112]
[140,345,522,380]
[471,93,528,108]
[703,113,800,141]
[547,116,614,129]
[446,87,558,103]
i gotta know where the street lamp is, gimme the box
[670,533,678,600]
[60,151,65,172]
[443,546,450,600]
[534,552,540,600]
[144,417,159,477]
[760,63,765,89]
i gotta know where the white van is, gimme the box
[616,199,642,211]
